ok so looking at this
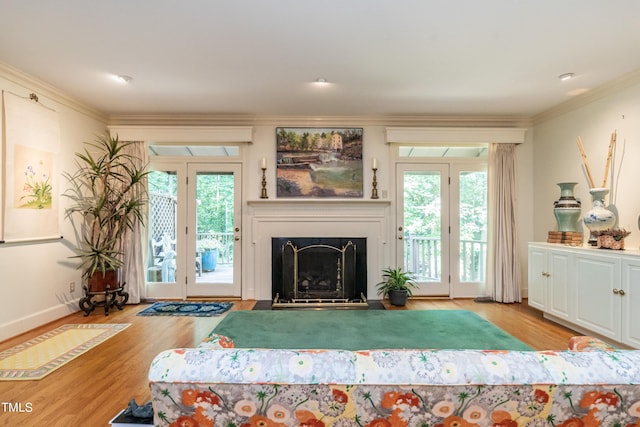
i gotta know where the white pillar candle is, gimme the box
[372,157,378,169]
[260,157,267,169]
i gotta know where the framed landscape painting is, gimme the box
[276,127,363,198]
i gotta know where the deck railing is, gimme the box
[405,236,486,282]
[196,233,486,281]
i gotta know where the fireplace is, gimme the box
[272,237,367,308]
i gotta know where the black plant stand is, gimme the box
[79,282,129,316]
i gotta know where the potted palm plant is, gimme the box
[376,267,419,306]
[63,134,148,293]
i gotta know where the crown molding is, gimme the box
[533,68,640,125]
[0,62,108,123]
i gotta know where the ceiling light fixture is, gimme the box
[558,72,574,81]
[313,77,330,86]
[115,74,133,84]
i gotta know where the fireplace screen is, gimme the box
[272,238,367,306]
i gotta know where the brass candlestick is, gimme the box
[260,167,268,199]
[371,168,379,199]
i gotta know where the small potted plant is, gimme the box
[376,267,419,306]
[593,228,631,250]
[196,238,221,271]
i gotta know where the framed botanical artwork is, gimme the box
[1,91,61,243]
[276,127,363,198]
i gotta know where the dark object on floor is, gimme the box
[126,399,153,418]
[474,296,494,303]
[253,300,274,310]
[109,399,154,425]
[252,300,385,310]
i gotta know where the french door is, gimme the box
[186,163,241,297]
[396,163,487,297]
[146,162,242,299]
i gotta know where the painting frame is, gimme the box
[276,127,363,198]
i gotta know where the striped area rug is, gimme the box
[0,323,130,380]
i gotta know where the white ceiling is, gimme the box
[2,1,640,119]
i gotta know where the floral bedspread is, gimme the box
[148,346,640,427]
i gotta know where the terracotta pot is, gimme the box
[87,269,120,292]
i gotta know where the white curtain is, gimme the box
[487,143,522,303]
[120,140,149,304]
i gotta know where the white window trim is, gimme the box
[108,125,254,143]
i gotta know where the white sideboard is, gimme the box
[528,242,640,349]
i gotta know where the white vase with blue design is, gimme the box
[583,187,616,245]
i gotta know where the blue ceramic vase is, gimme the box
[553,182,582,232]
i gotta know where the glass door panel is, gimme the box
[186,163,241,297]
[451,165,487,296]
[147,169,178,285]
[396,164,450,296]
[146,164,187,298]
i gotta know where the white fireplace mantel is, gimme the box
[247,199,391,208]
[245,199,391,300]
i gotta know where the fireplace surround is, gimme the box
[247,199,390,303]
[272,237,367,308]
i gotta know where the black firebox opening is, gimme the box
[271,237,367,303]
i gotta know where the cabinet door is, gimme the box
[546,250,573,321]
[622,259,640,348]
[574,253,621,341]
[527,245,547,311]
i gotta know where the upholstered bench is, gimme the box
[148,336,640,426]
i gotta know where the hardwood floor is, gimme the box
[0,298,580,427]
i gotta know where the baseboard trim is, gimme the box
[0,300,80,343]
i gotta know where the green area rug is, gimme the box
[213,309,532,350]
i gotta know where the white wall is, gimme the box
[533,81,640,249]
[0,70,107,341]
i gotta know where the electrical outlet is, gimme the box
[69,281,76,292]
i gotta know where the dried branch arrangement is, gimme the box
[576,131,617,188]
